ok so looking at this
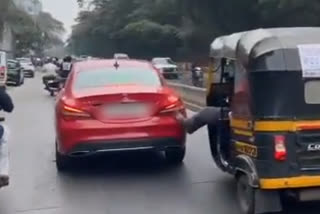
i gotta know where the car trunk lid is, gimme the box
[73,85,169,123]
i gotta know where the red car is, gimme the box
[55,59,187,171]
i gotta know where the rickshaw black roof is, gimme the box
[211,27,320,70]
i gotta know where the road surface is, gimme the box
[0,74,318,214]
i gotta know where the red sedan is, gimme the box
[55,59,187,171]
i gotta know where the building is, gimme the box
[14,0,42,16]
[0,23,14,57]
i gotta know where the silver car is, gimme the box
[151,57,179,79]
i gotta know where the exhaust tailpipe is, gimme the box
[69,151,91,157]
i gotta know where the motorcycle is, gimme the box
[192,67,204,87]
[43,75,66,96]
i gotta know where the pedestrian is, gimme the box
[0,87,14,188]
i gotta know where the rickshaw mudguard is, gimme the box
[234,155,283,213]
[234,155,259,187]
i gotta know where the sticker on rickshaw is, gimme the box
[298,44,320,78]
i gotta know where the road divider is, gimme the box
[167,82,206,111]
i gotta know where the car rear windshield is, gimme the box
[74,67,162,89]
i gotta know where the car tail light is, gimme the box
[61,104,91,120]
[274,135,287,161]
[159,95,185,115]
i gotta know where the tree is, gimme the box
[71,0,320,59]
[0,0,65,56]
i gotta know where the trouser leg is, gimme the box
[184,107,221,134]
[0,126,9,187]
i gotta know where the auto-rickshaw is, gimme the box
[207,27,320,214]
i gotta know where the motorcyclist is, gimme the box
[42,56,73,90]
[191,63,200,86]
[0,87,14,187]
[58,56,73,78]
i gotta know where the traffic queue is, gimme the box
[2,27,320,214]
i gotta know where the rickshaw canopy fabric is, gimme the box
[210,27,320,71]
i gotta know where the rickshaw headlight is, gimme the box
[274,135,287,161]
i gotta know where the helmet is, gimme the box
[63,56,72,62]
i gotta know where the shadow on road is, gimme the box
[53,152,320,214]
[57,151,187,177]
[281,202,320,214]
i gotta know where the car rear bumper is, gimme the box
[7,74,19,81]
[163,72,179,79]
[24,70,34,76]
[56,117,186,154]
[63,137,184,157]
[6,78,19,83]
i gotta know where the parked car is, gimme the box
[0,51,8,87]
[55,59,186,171]
[6,60,24,86]
[17,58,35,78]
[151,57,179,79]
[114,53,129,60]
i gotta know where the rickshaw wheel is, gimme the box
[237,174,255,214]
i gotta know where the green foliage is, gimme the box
[0,0,65,56]
[71,0,320,59]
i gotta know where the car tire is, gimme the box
[165,147,185,165]
[55,144,70,172]
[237,174,255,214]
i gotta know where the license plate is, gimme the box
[104,103,149,117]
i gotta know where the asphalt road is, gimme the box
[0,74,319,214]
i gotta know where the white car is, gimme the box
[17,58,35,78]
[151,57,179,79]
[0,51,7,87]
[114,53,129,60]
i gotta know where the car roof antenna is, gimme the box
[114,61,119,70]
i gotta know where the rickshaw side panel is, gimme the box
[254,132,299,178]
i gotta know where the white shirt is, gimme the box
[42,63,58,75]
